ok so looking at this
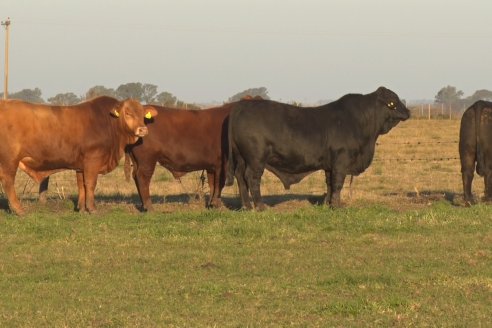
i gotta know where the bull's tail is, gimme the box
[475,102,484,176]
[225,112,235,186]
[124,151,133,182]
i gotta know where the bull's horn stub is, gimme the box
[145,111,152,119]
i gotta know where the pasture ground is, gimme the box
[0,118,491,326]
[0,203,491,327]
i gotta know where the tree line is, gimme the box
[434,86,492,111]
[0,84,271,108]
[2,84,490,110]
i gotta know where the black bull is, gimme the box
[225,87,410,210]
[459,100,492,205]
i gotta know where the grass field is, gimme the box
[0,118,491,326]
[0,203,491,326]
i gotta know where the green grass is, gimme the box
[0,202,491,327]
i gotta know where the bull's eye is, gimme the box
[387,102,396,110]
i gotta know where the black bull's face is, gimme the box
[112,100,158,138]
[377,87,411,134]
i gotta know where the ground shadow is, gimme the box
[401,190,459,206]
[221,193,326,210]
[0,192,329,213]
[0,199,11,213]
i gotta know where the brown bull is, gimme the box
[126,103,232,211]
[0,96,157,215]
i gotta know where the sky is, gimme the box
[0,0,491,104]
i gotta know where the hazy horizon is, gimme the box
[0,0,491,104]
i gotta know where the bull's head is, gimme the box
[111,99,158,140]
[376,86,411,134]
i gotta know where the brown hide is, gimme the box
[0,96,154,214]
[127,103,232,210]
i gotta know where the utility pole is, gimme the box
[1,17,11,100]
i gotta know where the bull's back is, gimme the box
[134,106,231,169]
[0,100,112,169]
[230,101,333,171]
[231,101,321,142]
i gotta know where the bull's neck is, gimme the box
[108,117,135,170]
[356,93,384,141]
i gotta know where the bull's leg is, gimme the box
[82,170,99,214]
[461,169,475,206]
[235,156,252,210]
[76,172,86,212]
[207,170,223,208]
[323,170,332,205]
[484,171,492,202]
[245,163,266,211]
[38,177,50,204]
[134,161,156,212]
[0,167,24,215]
[330,171,346,208]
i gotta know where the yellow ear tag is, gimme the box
[145,111,152,119]
[113,109,120,117]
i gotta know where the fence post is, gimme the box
[428,104,431,120]
[449,104,452,120]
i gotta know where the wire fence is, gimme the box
[409,104,466,120]
[0,132,472,204]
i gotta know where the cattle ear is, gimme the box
[145,107,158,119]
[376,86,393,105]
[376,86,389,98]
[110,103,123,118]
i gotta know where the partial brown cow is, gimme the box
[126,103,232,211]
[0,96,157,215]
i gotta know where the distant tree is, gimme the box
[434,85,464,107]
[228,87,270,102]
[5,88,45,103]
[116,82,144,101]
[465,89,492,106]
[85,85,117,99]
[153,91,177,107]
[187,103,201,110]
[48,92,81,105]
[141,83,158,104]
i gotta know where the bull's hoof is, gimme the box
[208,199,223,209]
[482,196,492,204]
[76,206,87,213]
[12,207,26,216]
[38,195,48,205]
[87,208,97,214]
[255,203,268,212]
[462,194,476,206]
[141,205,154,213]
[329,202,343,209]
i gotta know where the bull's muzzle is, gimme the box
[135,126,149,137]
